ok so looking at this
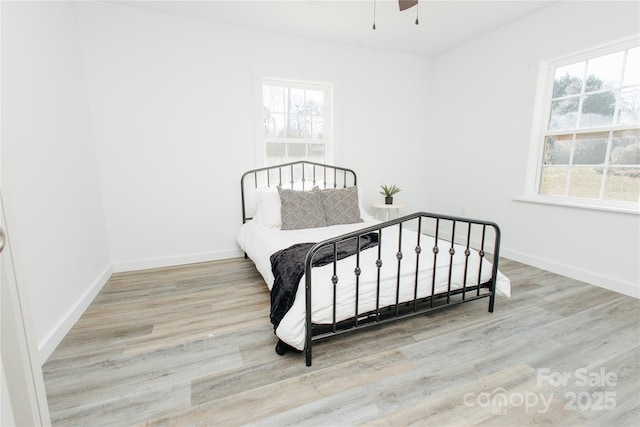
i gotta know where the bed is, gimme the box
[237,161,510,366]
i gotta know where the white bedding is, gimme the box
[236,218,511,351]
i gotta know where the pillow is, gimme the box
[316,186,364,226]
[277,186,327,230]
[254,188,281,229]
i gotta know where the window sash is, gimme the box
[529,39,640,211]
[261,79,332,166]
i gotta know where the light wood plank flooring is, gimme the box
[42,258,640,426]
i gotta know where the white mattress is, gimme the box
[237,218,511,351]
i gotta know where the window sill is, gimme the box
[514,196,640,215]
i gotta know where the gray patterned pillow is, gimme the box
[316,186,363,226]
[277,186,327,230]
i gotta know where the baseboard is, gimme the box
[39,250,244,363]
[419,223,637,298]
[112,249,244,273]
[39,264,113,364]
[501,247,639,299]
[40,245,634,365]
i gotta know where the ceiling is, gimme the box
[115,0,558,57]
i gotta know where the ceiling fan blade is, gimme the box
[398,0,418,11]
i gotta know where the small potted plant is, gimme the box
[380,184,401,205]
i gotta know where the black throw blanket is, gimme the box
[270,233,379,330]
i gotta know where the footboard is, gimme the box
[303,212,501,366]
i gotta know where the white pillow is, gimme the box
[254,188,282,229]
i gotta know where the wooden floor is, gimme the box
[42,257,639,426]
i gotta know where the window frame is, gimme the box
[523,38,640,214]
[256,78,333,167]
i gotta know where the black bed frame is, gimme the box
[241,161,501,366]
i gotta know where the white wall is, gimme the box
[75,1,431,272]
[1,1,111,361]
[427,1,640,297]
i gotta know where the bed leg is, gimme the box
[305,347,312,367]
[489,293,495,313]
[275,340,289,356]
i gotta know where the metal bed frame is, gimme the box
[241,161,501,366]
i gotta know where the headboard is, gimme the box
[241,161,357,224]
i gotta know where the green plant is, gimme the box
[380,184,401,197]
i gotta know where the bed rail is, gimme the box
[241,161,357,224]
[303,212,501,366]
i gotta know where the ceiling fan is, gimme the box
[398,0,419,12]
[373,0,420,30]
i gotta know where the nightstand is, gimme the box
[371,200,406,221]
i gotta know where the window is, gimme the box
[529,40,639,211]
[260,79,332,166]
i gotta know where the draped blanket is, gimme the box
[269,233,379,330]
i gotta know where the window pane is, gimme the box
[585,51,623,91]
[618,89,640,124]
[287,113,299,138]
[623,47,640,87]
[289,88,305,111]
[580,91,616,127]
[306,89,324,112]
[549,98,579,130]
[540,166,568,196]
[287,143,306,158]
[264,111,283,137]
[568,166,603,198]
[308,143,325,162]
[610,129,640,165]
[307,116,316,139]
[265,113,286,138]
[303,114,313,139]
[264,109,274,137]
[287,112,311,138]
[312,116,325,139]
[542,135,572,165]
[573,132,608,164]
[603,168,640,201]
[266,142,286,159]
[553,62,584,98]
[263,85,285,112]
